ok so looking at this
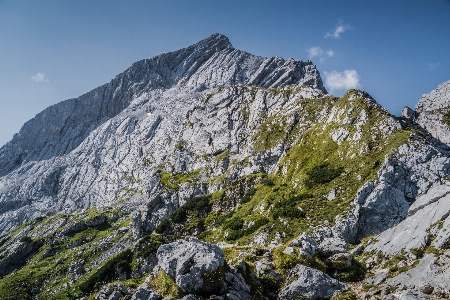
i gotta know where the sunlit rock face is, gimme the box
[0,34,326,234]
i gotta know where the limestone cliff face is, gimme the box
[0,34,326,234]
[414,80,450,145]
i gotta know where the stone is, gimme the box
[402,106,418,120]
[130,283,162,300]
[318,237,348,256]
[387,253,450,294]
[156,237,224,294]
[278,264,347,299]
[108,291,123,300]
[365,184,450,255]
[282,247,295,255]
[350,243,364,255]
[398,289,431,300]
[289,232,317,260]
[415,80,450,145]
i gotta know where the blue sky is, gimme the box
[0,0,449,146]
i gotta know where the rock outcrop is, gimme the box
[415,80,450,145]
[156,237,224,294]
[278,264,348,299]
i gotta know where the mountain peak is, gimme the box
[198,33,232,48]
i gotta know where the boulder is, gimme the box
[318,237,348,256]
[278,264,347,299]
[156,237,225,294]
[387,253,450,295]
[398,289,431,300]
[130,283,162,300]
[289,232,317,260]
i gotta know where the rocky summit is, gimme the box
[0,34,449,300]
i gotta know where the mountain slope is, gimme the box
[0,34,449,299]
[0,34,325,234]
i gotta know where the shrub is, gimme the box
[155,218,170,234]
[410,247,425,258]
[304,163,343,188]
[222,217,244,230]
[334,259,366,282]
[442,110,450,127]
[78,249,133,293]
[20,236,33,244]
[241,187,257,204]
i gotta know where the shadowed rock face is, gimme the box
[0,34,326,234]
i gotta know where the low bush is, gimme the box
[304,163,343,188]
[78,249,133,293]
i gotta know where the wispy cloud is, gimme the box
[306,47,323,59]
[31,73,48,82]
[326,50,334,57]
[324,70,360,92]
[325,21,352,39]
[428,62,441,70]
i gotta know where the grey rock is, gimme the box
[0,239,43,276]
[278,264,347,300]
[130,283,162,300]
[181,295,199,300]
[398,289,430,300]
[156,237,224,294]
[289,232,317,260]
[108,291,123,300]
[282,246,295,255]
[415,80,450,145]
[350,243,364,255]
[224,269,252,300]
[68,261,85,281]
[387,253,450,294]
[364,269,389,285]
[318,237,348,256]
[402,106,418,120]
[419,284,434,295]
[365,184,450,255]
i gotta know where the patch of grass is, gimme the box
[442,110,450,127]
[335,259,366,282]
[331,290,358,300]
[304,163,343,189]
[149,269,183,298]
[159,169,201,191]
[78,249,133,294]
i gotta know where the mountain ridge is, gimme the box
[0,34,449,299]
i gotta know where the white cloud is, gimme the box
[31,73,48,82]
[326,50,334,57]
[306,47,323,59]
[325,22,352,39]
[428,62,441,70]
[324,70,360,92]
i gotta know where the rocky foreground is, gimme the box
[0,34,450,299]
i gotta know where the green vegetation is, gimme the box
[175,140,186,151]
[442,110,450,127]
[149,269,183,298]
[78,249,133,293]
[158,169,201,191]
[304,163,343,189]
